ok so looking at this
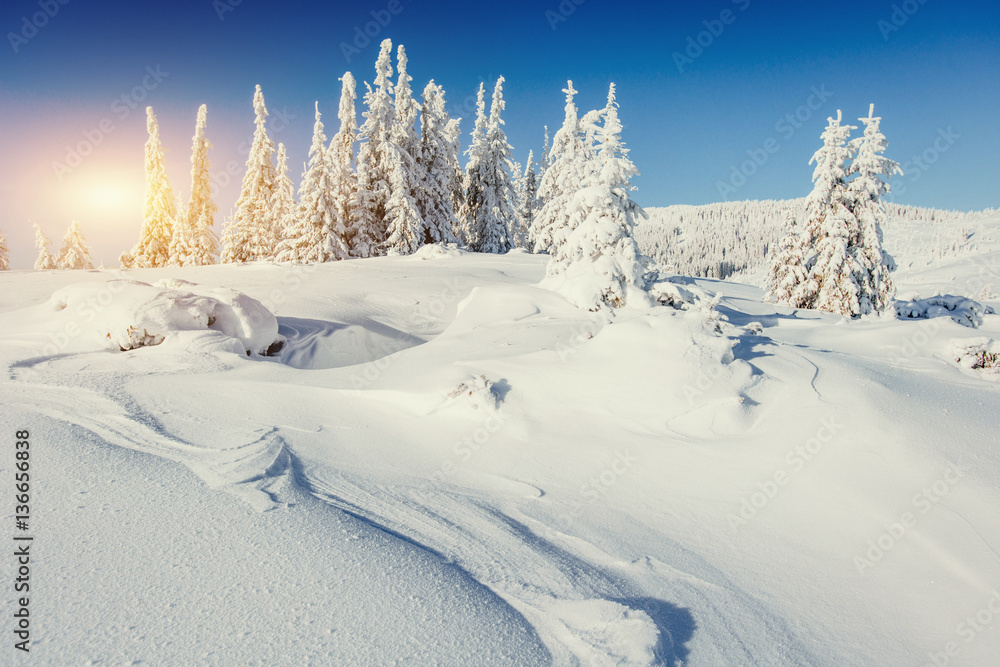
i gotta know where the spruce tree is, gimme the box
[275,103,344,263]
[185,104,218,266]
[459,82,488,247]
[354,39,396,257]
[33,223,56,270]
[467,77,516,253]
[270,143,298,256]
[56,220,94,270]
[848,104,900,315]
[541,83,647,310]
[416,81,461,245]
[383,44,424,255]
[134,106,176,268]
[765,211,811,306]
[515,151,539,249]
[330,72,360,255]
[221,85,278,263]
[531,81,589,254]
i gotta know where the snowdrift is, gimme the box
[46,278,283,356]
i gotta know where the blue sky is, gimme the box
[0,0,997,267]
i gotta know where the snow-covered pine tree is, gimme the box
[847,103,901,315]
[807,110,865,316]
[541,83,647,310]
[0,228,9,270]
[383,44,424,255]
[184,104,218,266]
[415,80,461,245]
[329,72,359,255]
[511,159,526,248]
[277,103,346,263]
[270,143,298,255]
[56,220,94,270]
[514,152,539,249]
[539,126,551,179]
[33,223,57,269]
[468,76,516,253]
[354,39,396,258]
[531,81,589,254]
[221,85,278,263]
[764,210,811,305]
[458,82,488,247]
[133,106,176,268]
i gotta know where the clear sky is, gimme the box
[1,0,997,268]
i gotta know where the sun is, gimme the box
[85,182,133,212]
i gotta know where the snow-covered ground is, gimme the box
[3,213,1000,665]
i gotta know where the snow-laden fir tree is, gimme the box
[513,152,539,249]
[541,83,647,310]
[33,223,57,270]
[511,159,526,247]
[221,85,278,263]
[353,39,398,257]
[270,143,298,253]
[56,220,94,270]
[329,72,359,254]
[466,76,516,253]
[183,104,218,265]
[809,111,867,316]
[531,81,590,254]
[383,44,424,255]
[847,104,901,315]
[275,103,346,262]
[764,210,811,305]
[539,127,551,179]
[458,82,488,247]
[0,228,9,270]
[416,80,461,245]
[130,106,176,268]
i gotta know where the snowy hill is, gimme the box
[2,221,1000,665]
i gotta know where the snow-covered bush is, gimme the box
[447,374,502,411]
[48,278,283,356]
[895,295,995,328]
[951,338,1000,378]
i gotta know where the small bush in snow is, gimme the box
[895,295,995,328]
[952,338,1000,378]
[448,375,501,411]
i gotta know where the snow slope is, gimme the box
[2,224,1000,665]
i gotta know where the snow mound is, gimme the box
[895,294,995,328]
[951,337,1000,378]
[48,279,283,356]
[447,374,503,412]
[411,242,465,260]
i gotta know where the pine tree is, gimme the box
[184,104,218,266]
[765,211,811,306]
[808,111,864,316]
[275,103,344,263]
[221,85,278,263]
[383,44,424,255]
[467,77,516,253]
[847,104,900,315]
[354,39,396,258]
[514,152,539,249]
[33,223,57,269]
[511,159,526,248]
[270,143,298,255]
[459,82,488,247]
[0,228,9,271]
[416,80,461,245]
[531,81,589,254]
[56,220,94,270]
[541,83,647,310]
[330,72,360,255]
[133,106,176,268]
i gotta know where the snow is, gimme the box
[2,214,1000,665]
